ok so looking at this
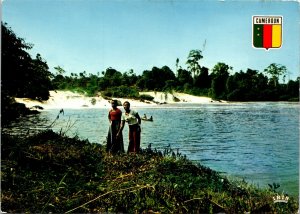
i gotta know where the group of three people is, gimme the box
[107,100,141,154]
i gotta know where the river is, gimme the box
[3,102,299,196]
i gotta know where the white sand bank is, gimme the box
[14,91,156,109]
[15,90,215,110]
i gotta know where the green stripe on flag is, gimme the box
[253,24,263,48]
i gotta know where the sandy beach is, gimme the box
[14,90,214,110]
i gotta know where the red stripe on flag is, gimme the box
[263,25,272,49]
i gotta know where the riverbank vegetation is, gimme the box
[2,130,298,213]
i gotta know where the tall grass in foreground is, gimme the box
[1,130,298,213]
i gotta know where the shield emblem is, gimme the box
[253,16,283,50]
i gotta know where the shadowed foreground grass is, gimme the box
[1,130,298,213]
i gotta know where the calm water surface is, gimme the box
[5,102,299,196]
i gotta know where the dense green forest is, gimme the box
[2,22,299,122]
[52,62,299,102]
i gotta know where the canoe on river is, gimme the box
[141,116,153,122]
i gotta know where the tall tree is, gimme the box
[27,54,52,100]
[1,22,52,100]
[210,62,231,99]
[2,22,32,96]
[264,63,287,87]
[186,49,203,80]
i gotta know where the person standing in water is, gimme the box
[107,100,124,154]
[117,101,141,153]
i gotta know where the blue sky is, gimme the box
[2,0,299,80]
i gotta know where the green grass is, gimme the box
[1,130,298,213]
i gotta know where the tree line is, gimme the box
[2,22,299,121]
[52,55,298,102]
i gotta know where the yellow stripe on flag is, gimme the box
[272,25,282,48]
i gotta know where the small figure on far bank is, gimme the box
[107,100,124,154]
[117,101,141,154]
